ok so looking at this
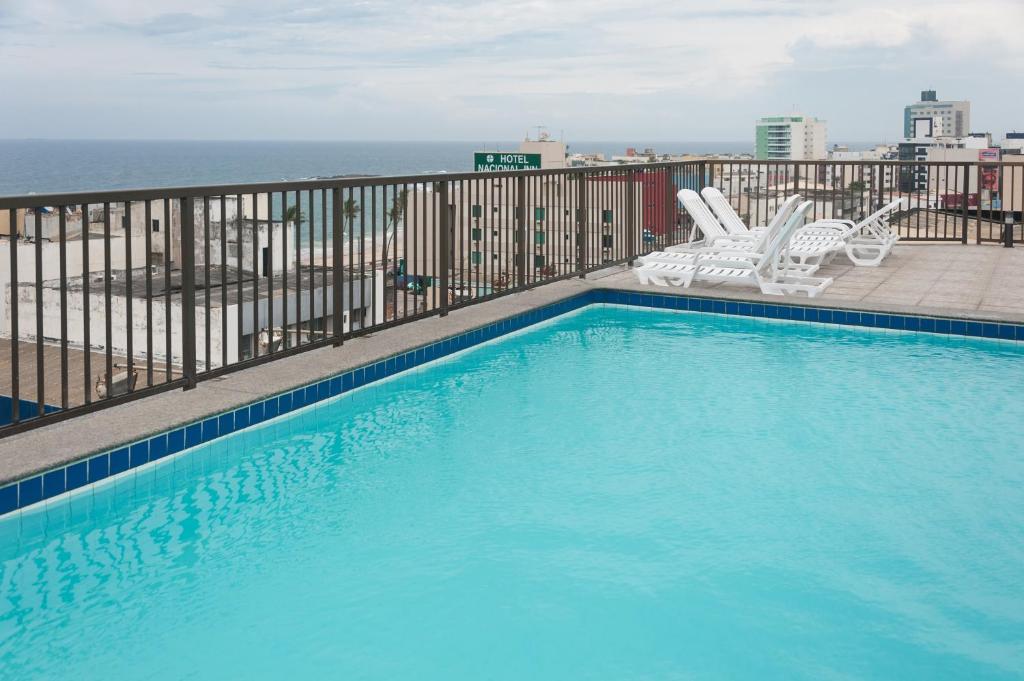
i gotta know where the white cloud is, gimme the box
[1,0,1021,139]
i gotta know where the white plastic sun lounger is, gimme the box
[700,189,800,238]
[671,189,838,269]
[670,189,756,251]
[700,187,844,267]
[635,201,833,297]
[802,198,906,266]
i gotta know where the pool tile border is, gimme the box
[2,288,1023,518]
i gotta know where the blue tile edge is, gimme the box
[0,292,592,518]
[596,289,1024,343]
[4,288,1021,518]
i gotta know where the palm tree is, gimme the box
[341,197,361,271]
[283,204,305,225]
[382,189,408,275]
[342,197,360,233]
[381,189,409,317]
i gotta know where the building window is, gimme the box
[534,254,545,268]
[471,250,482,265]
[152,219,160,232]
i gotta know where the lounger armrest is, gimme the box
[695,247,759,258]
[707,234,757,245]
[806,219,855,228]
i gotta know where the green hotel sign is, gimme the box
[474,152,542,172]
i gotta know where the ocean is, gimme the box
[1,139,774,197]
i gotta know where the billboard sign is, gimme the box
[979,148,1000,191]
[979,148,1000,163]
[474,152,542,172]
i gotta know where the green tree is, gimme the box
[381,189,408,278]
[342,197,360,233]
[284,204,305,225]
[848,180,867,193]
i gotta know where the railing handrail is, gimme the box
[0,162,685,209]
[4,159,1024,209]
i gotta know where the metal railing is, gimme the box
[0,159,1021,436]
[701,159,1024,244]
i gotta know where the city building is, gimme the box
[754,115,827,161]
[904,90,970,139]
[518,132,567,169]
[826,145,898,196]
[1001,132,1024,155]
[475,132,567,172]
[1,194,383,397]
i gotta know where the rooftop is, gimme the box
[4,242,1024,486]
[34,265,372,307]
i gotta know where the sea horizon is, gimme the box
[0,138,884,196]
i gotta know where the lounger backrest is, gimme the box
[765,194,802,234]
[701,187,802,252]
[858,197,906,227]
[757,201,812,279]
[678,189,728,241]
[700,187,747,235]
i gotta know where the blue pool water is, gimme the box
[2,305,1023,680]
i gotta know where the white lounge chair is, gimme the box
[673,189,839,268]
[700,189,799,238]
[700,187,845,266]
[635,201,833,297]
[803,198,906,266]
[701,186,903,267]
[671,189,755,251]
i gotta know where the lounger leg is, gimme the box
[846,243,887,267]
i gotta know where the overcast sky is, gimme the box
[2,0,1022,143]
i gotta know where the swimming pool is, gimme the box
[2,304,1023,679]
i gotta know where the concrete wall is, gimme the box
[0,235,148,337]
[0,209,26,237]
[6,274,382,371]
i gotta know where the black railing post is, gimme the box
[576,174,587,277]
[438,181,450,316]
[696,161,708,244]
[180,196,197,389]
[663,166,674,253]
[876,162,884,212]
[515,175,526,289]
[962,163,970,245]
[626,169,636,264]
[331,187,344,345]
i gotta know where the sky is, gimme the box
[2,0,1023,143]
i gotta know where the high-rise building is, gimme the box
[904,90,970,139]
[754,115,827,160]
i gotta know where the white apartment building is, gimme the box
[904,90,970,139]
[755,115,827,161]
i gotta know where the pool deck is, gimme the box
[602,242,1024,323]
[2,242,1023,488]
